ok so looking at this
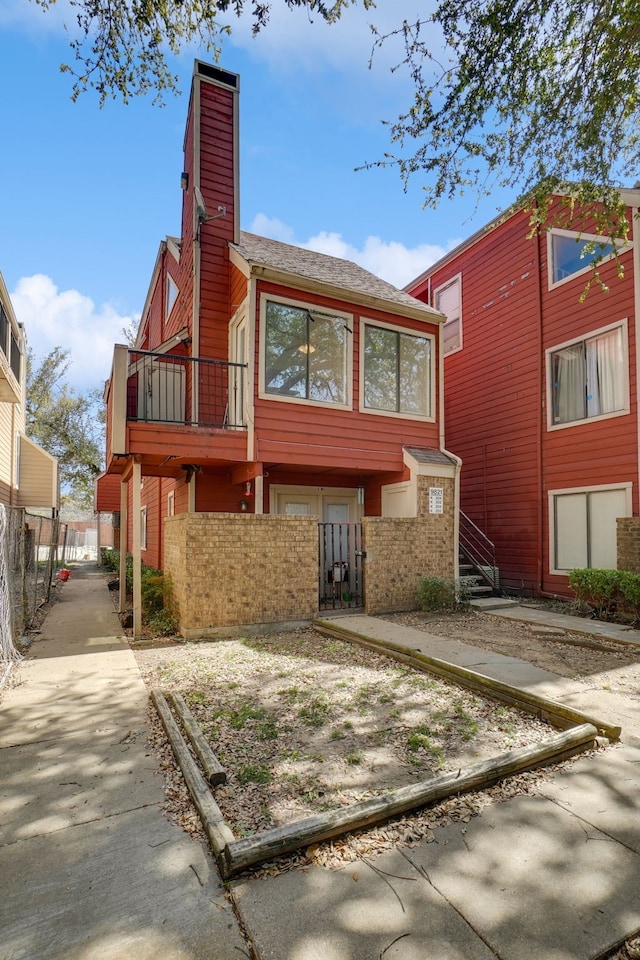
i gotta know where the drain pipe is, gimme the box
[437,315,463,579]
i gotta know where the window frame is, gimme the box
[140,505,148,551]
[433,273,462,357]
[166,275,179,319]
[548,482,631,575]
[359,318,436,422]
[547,228,629,290]
[545,319,629,431]
[258,293,353,410]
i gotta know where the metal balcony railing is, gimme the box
[459,510,499,589]
[127,349,246,428]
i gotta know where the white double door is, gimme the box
[271,485,359,523]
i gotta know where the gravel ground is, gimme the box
[133,618,605,876]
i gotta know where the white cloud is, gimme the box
[248,214,457,288]
[230,1,438,77]
[248,213,296,244]
[0,0,75,33]
[10,275,137,393]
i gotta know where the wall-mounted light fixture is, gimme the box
[180,171,189,190]
[240,499,248,512]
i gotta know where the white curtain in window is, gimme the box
[587,329,623,417]
[554,344,586,423]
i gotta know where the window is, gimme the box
[10,328,20,383]
[434,275,461,355]
[262,298,350,406]
[548,323,627,427]
[551,486,629,572]
[362,322,433,418]
[0,304,8,359]
[548,229,623,287]
[140,506,147,551]
[166,276,179,318]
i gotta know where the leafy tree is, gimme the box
[31,0,368,104]
[26,347,105,512]
[368,0,638,240]
[28,0,640,241]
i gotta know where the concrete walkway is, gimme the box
[232,613,640,960]
[0,563,247,960]
[3,574,640,959]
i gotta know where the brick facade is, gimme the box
[164,513,318,638]
[363,476,456,615]
[164,475,457,636]
[617,517,640,572]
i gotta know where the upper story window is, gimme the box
[166,276,179,318]
[547,321,627,428]
[261,296,350,407]
[361,321,434,419]
[433,275,462,355]
[548,229,625,288]
[0,300,22,384]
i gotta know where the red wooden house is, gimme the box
[97,61,459,635]
[407,192,640,596]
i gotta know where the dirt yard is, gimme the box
[132,606,640,875]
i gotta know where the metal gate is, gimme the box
[318,523,364,611]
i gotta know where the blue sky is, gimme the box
[0,1,515,392]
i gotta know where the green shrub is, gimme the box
[107,552,177,633]
[100,547,119,571]
[618,570,640,624]
[417,576,470,612]
[568,567,640,623]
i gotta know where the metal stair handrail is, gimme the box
[459,511,498,589]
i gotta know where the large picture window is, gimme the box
[551,486,629,572]
[362,323,432,418]
[549,324,626,427]
[433,275,461,355]
[263,299,349,405]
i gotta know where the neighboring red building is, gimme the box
[407,193,640,596]
[97,61,459,634]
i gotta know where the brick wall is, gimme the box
[363,475,456,615]
[617,517,640,572]
[164,513,318,637]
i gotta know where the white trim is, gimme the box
[359,318,436,422]
[167,490,175,517]
[547,227,632,290]
[268,484,361,519]
[381,480,416,518]
[433,273,463,357]
[140,504,148,551]
[633,208,640,512]
[545,318,630,431]
[166,275,179,320]
[258,292,353,411]
[166,236,181,262]
[132,463,143,637]
[547,481,632,576]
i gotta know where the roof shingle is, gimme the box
[232,232,441,318]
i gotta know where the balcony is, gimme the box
[0,301,22,404]
[106,345,248,472]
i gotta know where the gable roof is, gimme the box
[230,232,443,323]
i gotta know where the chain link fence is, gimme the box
[1,508,90,645]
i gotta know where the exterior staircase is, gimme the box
[458,511,499,599]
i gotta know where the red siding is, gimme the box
[198,81,237,362]
[252,280,441,476]
[409,200,639,595]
